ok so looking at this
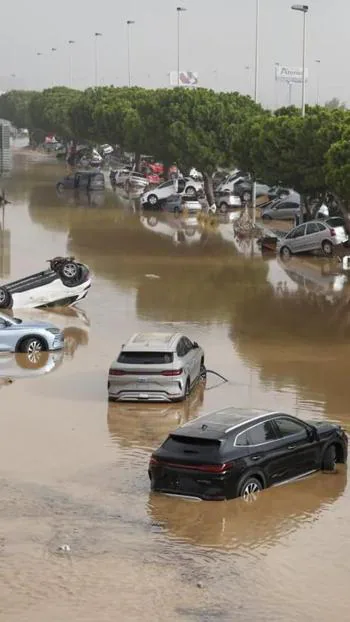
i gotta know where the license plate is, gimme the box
[138,378,148,383]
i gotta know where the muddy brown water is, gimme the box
[0,147,350,621]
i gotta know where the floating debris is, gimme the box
[57,544,71,553]
[145,274,160,279]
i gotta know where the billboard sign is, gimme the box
[275,65,308,84]
[170,71,199,87]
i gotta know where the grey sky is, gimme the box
[0,0,347,108]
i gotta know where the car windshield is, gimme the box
[117,351,174,364]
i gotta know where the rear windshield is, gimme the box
[163,434,221,458]
[117,351,173,364]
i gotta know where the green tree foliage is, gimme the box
[0,90,35,128]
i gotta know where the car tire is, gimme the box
[219,202,228,213]
[186,186,196,197]
[56,182,65,192]
[58,260,83,286]
[0,286,13,309]
[243,191,251,202]
[147,215,158,227]
[148,194,158,207]
[200,360,207,379]
[280,246,292,261]
[322,240,334,257]
[18,336,47,362]
[238,476,263,500]
[262,214,272,220]
[322,444,336,472]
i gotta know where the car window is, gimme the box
[117,352,174,364]
[247,421,277,445]
[274,417,308,439]
[316,222,326,231]
[182,337,193,354]
[159,181,173,189]
[176,338,186,357]
[327,217,344,228]
[235,430,249,446]
[306,222,320,235]
[288,224,306,239]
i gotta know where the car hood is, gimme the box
[305,419,342,435]
[14,320,62,331]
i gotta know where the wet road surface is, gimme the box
[0,147,350,621]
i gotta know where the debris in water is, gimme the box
[57,544,71,553]
[197,581,203,589]
[145,274,160,279]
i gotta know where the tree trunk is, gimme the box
[203,172,216,213]
[135,152,141,172]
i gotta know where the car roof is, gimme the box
[123,332,181,352]
[174,407,281,440]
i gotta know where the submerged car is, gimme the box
[261,195,301,220]
[0,312,64,357]
[141,178,203,207]
[0,256,91,310]
[149,407,348,500]
[163,194,203,214]
[215,191,241,213]
[56,170,105,192]
[277,220,348,259]
[108,332,205,402]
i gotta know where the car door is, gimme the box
[0,318,16,352]
[244,420,295,485]
[158,181,174,200]
[272,416,319,477]
[304,221,322,251]
[277,200,295,220]
[177,179,186,195]
[286,223,306,253]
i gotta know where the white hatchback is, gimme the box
[141,178,203,207]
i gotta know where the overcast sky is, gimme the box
[0,0,346,109]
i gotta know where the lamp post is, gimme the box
[315,59,320,105]
[126,20,135,87]
[176,7,186,87]
[252,0,260,226]
[291,4,309,117]
[51,48,57,87]
[274,62,280,109]
[94,32,102,87]
[68,40,75,88]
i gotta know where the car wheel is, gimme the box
[186,186,196,197]
[19,336,47,363]
[56,182,65,192]
[322,240,334,257]
[200,360,207,379]
[148,194,158,207]
[59,260,82,285]
[147,215,158,227]
[239,476,263,500]
[280,246,292,261]
[243,191,251,202]
[262,213,272,220]
[0,286,13,309]
[219,202,228,213]
[322,444,336,472]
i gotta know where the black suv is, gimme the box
[149,407,348,500]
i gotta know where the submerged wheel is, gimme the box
[322,240,334,257]
[148,194,158,207]
[219,202,228,213]
[186,186,196,197]
[15,350,49,370]
[322,444,336,472]
[280,246,292,261]
[19,336,47,364]
[239,476,263,500]
[0,286,13,309]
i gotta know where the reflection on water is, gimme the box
[148,468,347,551]
[1,147,350,621]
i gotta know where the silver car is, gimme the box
[277,220,348,259]
[262,195,300,220]
[108,332,205,402]
[0,312,64,360]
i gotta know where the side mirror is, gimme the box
[307,427,317,442]
[193,341,199,349]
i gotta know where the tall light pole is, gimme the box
[291,4,309,117]
[315,59,321,105]
[252,0,260,226]
[94,32,102,87]
[68,40,75,88]
[51,48,57,88]
[126,20,135,87]
[274,62,280,109]
[176,7,186,87]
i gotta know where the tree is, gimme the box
[325,131,350,214]
[0,90,35,128]
[29,87,81,140]
[325,98,346,111]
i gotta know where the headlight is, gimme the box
[46,328,62,335]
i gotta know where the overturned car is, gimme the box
[0,257,91,310]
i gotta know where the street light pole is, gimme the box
[127,20,135,87]
[274,62,280,109]
[176,7,186,88]
[315,59,320,105]
[68,40,75,88]
[291,4,309,117]
[252,0,260,226]
[94,32,102,87]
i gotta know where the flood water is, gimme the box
[1,146,350,621]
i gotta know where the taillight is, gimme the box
[330,228,336,237]
[109,369,125,376]
[149,457,232,473]
[161,369,183,376]
[149,456,160,466]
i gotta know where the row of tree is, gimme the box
[1,86,350,213]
